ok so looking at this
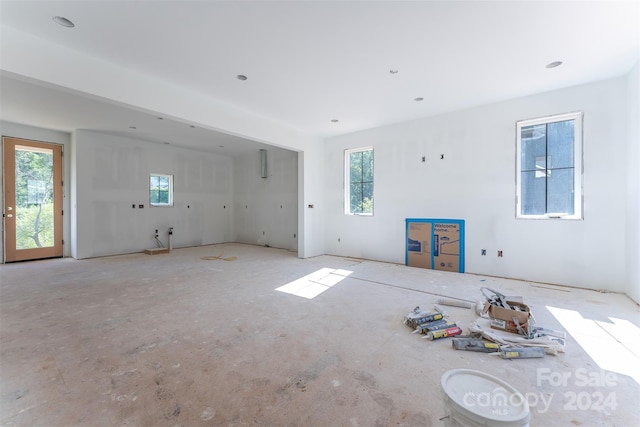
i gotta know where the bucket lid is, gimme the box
[441,369,530,426]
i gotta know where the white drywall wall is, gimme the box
[234,147,298,251]
[626,62,640,303]
[323,77,630,293]
[73,130,234,259]
[70,131,78,259]
[299,144,326,258]
[0,121,72,262]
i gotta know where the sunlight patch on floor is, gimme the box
[547,306,640,384]
[275,267,353,299]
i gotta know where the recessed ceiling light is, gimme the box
[389,69,399,74]
[546,61,563,69]
[414,97,424,102]
[237,75,248,81]
[331,119,339,123]
[52,16,75,28]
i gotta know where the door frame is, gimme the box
[2,137,64,262]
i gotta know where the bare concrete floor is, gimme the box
[1,243,639,426]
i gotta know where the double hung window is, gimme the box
[150,173,173,207]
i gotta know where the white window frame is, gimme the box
[150,173,174,207]
[516,112,583,220]
[344,146,374,216]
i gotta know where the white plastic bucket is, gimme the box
[441,369,530,427]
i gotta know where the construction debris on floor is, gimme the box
[403,287,567,360]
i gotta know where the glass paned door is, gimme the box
[3,137,63,262]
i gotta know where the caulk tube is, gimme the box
[500,346,546,359]
[414,312,444,325]
[426,326,462,340]
[451,338,500,353]
[405,310,443,328]
[413,319,455,334]
[424,320,457,332]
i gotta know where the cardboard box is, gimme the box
[406,219,464,273]
[483,301,531,335]
[407,222,432,269]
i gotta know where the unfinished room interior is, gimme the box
[0,1,639,426]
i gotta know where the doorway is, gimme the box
[2,137,63,262]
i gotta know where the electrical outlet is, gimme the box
[481,249,486,256]
[498,250,503,257]
[132,204,136,209]
[139,204,144,209]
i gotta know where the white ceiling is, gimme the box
[1,0,638,155]
[0,74,271,156]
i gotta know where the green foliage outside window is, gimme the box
[150,174,172,206]
[349,149,373,214]
[14,149,54,249]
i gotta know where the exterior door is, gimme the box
[3,137,63,262]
